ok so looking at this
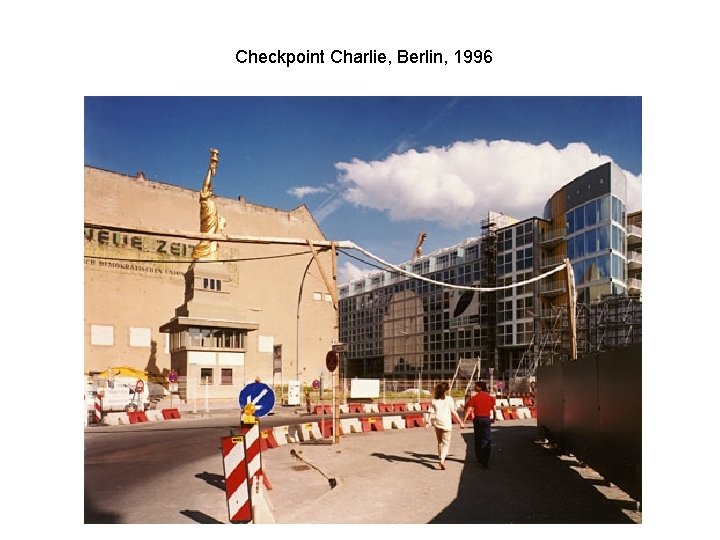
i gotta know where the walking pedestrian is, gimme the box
[462,381,496,469]
[429,381,465,470]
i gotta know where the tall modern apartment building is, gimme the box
[338,162,642,384]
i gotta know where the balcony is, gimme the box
[540,227,567,248]
[540,254,567,270]
[538,280,567,296]
[627,277,642,294]
[627,224,642,240]
[627,250,642,270]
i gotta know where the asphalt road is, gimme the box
[84,415,640,525]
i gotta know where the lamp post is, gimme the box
[296,257,314,383]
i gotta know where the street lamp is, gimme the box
[296,257,314,382]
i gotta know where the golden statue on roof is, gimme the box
[192,148,226,260]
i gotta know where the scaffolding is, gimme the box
[450,357,481,396]
[516,305,568,379]
[577,295,642,358]
[520,295,642,370]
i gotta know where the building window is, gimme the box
[516,222,533,246]
[203,278,222,291]
[221,368,233,385]
[90,324,114,346]
[200,368,213,384]
[516,247,533,271]
[129,327,151,347]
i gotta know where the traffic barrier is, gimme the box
[260,428,279,450]
[363,403,379,413]
[285,424,302,443]
[340,418,362,433]
[496,398,509,407]
[103,412,126,426]
[152,410,168,421]
[299,421,323,441]
[408,403,421,412]
[391,416,407,429]
[220,434,252,523]
[348,403,364,413]
[522,396,535,406]
[494,408,504,421]
[361,417,384,432]
[404,413,425,428]
[516,407,532,419]
[271,425,291,445]
[509,397,524,407]
[504,408,517,420]
[313,404,333,415]
[162,408,181,419]
[318,418,343,437]
[420,402,431,411]
[250,478,275,524]
[381,415,404,429]
[94,394,103,424]
[393,403,408,412]
[378,403,393,412]
[240,423,271,491]
[127,411,149,424]
[530,407,537,418]
[339,404,349,413]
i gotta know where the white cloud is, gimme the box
[335,139,642,227]
[337,261,370,285]
[287,185,328,198]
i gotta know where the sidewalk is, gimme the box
[259,419,641,524]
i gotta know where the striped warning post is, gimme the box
[240,423,272,490]
[241,424,262,483]
[94,394,103,424]
[220,435,252,523]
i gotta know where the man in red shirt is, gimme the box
[462,381,496,469]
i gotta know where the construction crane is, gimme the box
[412,232,427,261]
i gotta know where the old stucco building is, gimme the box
[84,165,338,401]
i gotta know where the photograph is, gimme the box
[83,96,642,525]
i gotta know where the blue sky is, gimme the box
[85,96,641,284]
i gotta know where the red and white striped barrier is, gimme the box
[220,434,252,523]
[94,394,103,424]
[241,423,272,490]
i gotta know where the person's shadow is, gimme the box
[371,450,463,470]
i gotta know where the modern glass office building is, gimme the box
[338,162,642,384]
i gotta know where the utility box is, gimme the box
[286,380,301,406]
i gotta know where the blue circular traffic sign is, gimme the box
[239,382,275,418]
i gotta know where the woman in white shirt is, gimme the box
[430,381,465,470]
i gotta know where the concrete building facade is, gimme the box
[84,166,338,399]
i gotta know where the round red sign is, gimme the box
[325,350,338,372]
